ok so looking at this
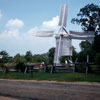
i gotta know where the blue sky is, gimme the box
[0,0,99,56]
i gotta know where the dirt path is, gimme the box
[0,79,100,100]
[0,96,20,100]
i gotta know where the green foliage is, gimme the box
[71,3,100,63]
[8,57,14,63]
[72,46,78,62]
[79,40,92,51]
[78,51,87,62]
[94,53,100,67]
[32,53,49,63]
[14,53,26,72]
[94,35,100,53]
[48,47,55,64]
[25,51,33,62]
[16,62,25,72]
[71,3,100,34]
[14,53,26,64]
[0,51,9,70]
[0,51,9,63]
[78,41,95,62]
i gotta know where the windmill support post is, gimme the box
[86,55,89,74]
[86,63,88,75]
[30,65,34,77]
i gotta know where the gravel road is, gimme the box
[0,96,19,100]
[0,79,100,100]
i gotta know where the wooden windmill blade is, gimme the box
[58,5,64,26]
[32,30,54,34]
[58,5,68,28]
[69,34,94,41]
[70,31,94,36]
[32,30,54,37]
[32,34,54,37]
[69,31,95,41]
[63,5,68,27]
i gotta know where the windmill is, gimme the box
[32,4,94,66]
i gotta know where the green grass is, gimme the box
[0,72,100,82]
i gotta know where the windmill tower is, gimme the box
[53,5,72,66]
[32,4,94,66]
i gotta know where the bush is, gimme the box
[16,62,25,72]
[95,53,100,68]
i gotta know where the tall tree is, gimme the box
[0,51,9,63]
[25,51,32,62]
[71,3,100,64]
[14,53,26,72]
[71,3,100,35]
[79,40,92,51]
[78,41,95,62]
[48,47,55,64]
[32,53,48,63]
[94,34,100,53]
[14,53,26,64]
[72,46,78,62]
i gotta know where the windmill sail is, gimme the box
[70,31,94,36]
[32,30,54,37]
[69,31,94,41]
[63,5,68,27]
[58,5,64,27]
[32,34,54,37]
[69,35,94,41]
[58,5,68,28]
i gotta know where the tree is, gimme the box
[32,53,49,63]
[14,53,26,72]
[14,53,26,64]
[40,53,49,63]
[25,51,33,62]
[0,51,9,71]
[71,3,100,64]
[8,57,14,63]
[48,47,55,64]
[0,51,9,63]
[94,53,100,68]
[71,3,100,34]
[94,34,100,53]
[72,46,78,62]
[79,40,92,51]
[78,41,95,62]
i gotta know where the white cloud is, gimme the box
[6,19,24,29]
[0,29,20,39]
[2,16,59,39]
[0,10,3,20]
[42,16,59,29]
[0,16,81,56]
[0,18,24,39]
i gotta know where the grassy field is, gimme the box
[0,72,100,82]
